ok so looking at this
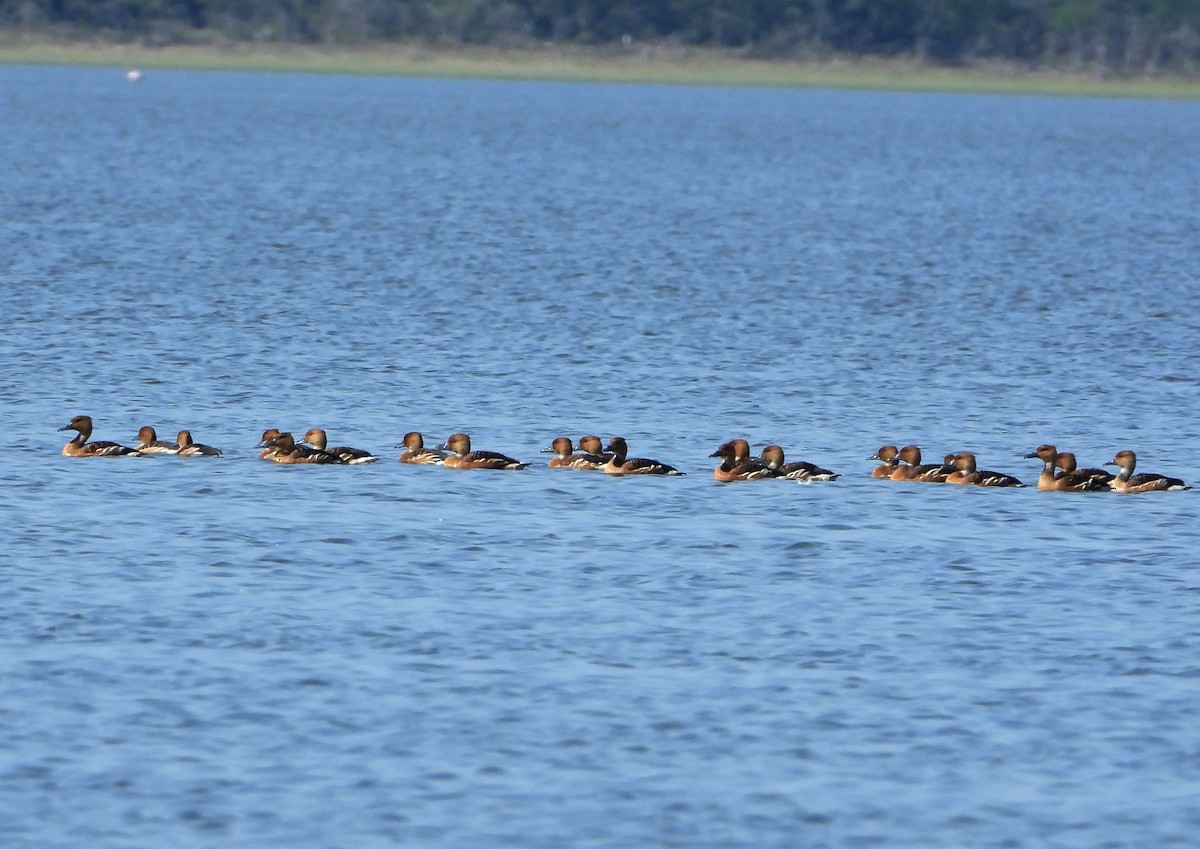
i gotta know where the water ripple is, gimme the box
[1,67,1199,849]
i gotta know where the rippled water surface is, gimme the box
[2,66,1200,848]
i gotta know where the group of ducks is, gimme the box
[60,416,223,457]
[869,444,1189,493]
[58,416,687,476]
[57,416,1189,492]
[266,431,694,475]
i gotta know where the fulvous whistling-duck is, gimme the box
[1025,444,1108,492]
[944,452,1024,487]
[1055,452,1113,488]
[176,430,222,457]
[397,431,447,465]
[440,433,528,470]
[1106,450,1189,492]
[891,445,949,482]
[603,437,683,476]
[543,437,606,470]
[870,445,899,478]
[259,431,345,464]
[59,415,140,457]
[711,440,774,482]
[133,425,178,454]
[302,428,377,464]
[760,444,838,481]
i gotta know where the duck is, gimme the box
[730,438,777,476]
[1024,444,1107,492]
[133,425,179,454]
[397,431,447,465]
[711,441,774,482]
[891,445,950,482]
[944,452,1025,487]
[59,415,140,457]
[439,433,528,470]
[543,437,607,470]
[259,431,345,465]
[257,428,283,461]
[1055,452,1114,489]
[175,430,222,457]
[1105,450,1189,492]
[870,445,900,478]
[577,435,614,464]
[302,428,377,464]
[603,437,683,476]
[760,444,838,481]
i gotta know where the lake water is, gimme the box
[2,64,1199,848]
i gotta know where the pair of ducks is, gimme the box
[257,429,377,464]
[397,432,529,470]
[710,439,837,482]
[59,416,220,457]
[542,436,683,475]
[1025,444,1188,493]
[871,445,1024,487]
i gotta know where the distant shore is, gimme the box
[2,36,1198,99]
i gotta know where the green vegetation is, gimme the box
[2,40,1198,99]
[3,0,1199,73]
[1,0,1198,96]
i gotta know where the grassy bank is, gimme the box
[1,37,1198,99]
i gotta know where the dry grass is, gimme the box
[1,37,1198,99]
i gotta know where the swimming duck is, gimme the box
[1055,452,1113,489]
[397,431,447,465]
[59,415,140,457]
[543,437,607,470]
[729,439,777,476]
[759,444,837,481]
[1105,450,1189,492]
[257,428,284,461]
[944,452,1025,487]
[711,441,774,482]
[260,431,345,465]
[603,437,683,476]
[870,445,900,478]
[891,445,950,482]
[133,425,179,454]
[302,428,377,464]
[440,433,528,470]
[176,430,222,457]
[1024,444,1108,492]
[577,435,614,464]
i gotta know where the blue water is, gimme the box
[2,65,1200,848]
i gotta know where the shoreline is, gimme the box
[1,37,1199,99]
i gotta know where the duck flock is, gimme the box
[58,414,1190,493]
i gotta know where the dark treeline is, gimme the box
[3,0,1198,73]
